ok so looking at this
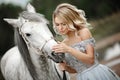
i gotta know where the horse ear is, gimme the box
[26,3,36,13]
[3,18,20,28]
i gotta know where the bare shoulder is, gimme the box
[78,28,92,40]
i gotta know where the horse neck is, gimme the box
[29,48,60,80]
[28,47,52,79]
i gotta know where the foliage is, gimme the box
[90,12,120,41]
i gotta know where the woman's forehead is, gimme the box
[56,16,69,24]
[55,16,65,23]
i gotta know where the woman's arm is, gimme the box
[67,45,94,64]
[67,28,94,64]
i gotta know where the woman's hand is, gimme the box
[59,62,77,73]
[59,62,67,71]
[52,42,70,53]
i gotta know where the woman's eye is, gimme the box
[62,23,66,26]
[56,24,59,26]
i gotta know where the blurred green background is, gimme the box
[0,0,120,80]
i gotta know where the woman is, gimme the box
[52,3,120,80]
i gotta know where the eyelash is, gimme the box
[55,23,66,26]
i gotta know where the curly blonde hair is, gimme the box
[53,3,90,33]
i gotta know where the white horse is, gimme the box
[0,3,69,80]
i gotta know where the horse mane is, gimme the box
[14,28,39,80]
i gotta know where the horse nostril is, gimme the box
[49,51,64,63]
[51,51,55,56]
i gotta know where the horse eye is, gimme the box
[25,33,31,37]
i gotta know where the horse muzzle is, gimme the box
[48,51,64,63]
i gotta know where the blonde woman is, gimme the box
[52,3,120,80]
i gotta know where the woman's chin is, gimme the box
[59,31,68,35]
[60,32,66,35]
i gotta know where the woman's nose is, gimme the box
[59,25,63,30]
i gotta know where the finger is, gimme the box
[52,45,60,49]
[57,41,61,44]
[54,49,63,53]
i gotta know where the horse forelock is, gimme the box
[19,11,48,24]
[14,28,39,80]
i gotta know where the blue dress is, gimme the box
[64,38,120,80]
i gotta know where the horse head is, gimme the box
[1,3,67,80]
[4,3,64,62]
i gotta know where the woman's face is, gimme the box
[54,16,69,35]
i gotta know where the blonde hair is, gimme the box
[53,3,90,33]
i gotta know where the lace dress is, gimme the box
[64,38,120,80]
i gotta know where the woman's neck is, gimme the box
[63,31,81,46]
[66,31,78,39]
